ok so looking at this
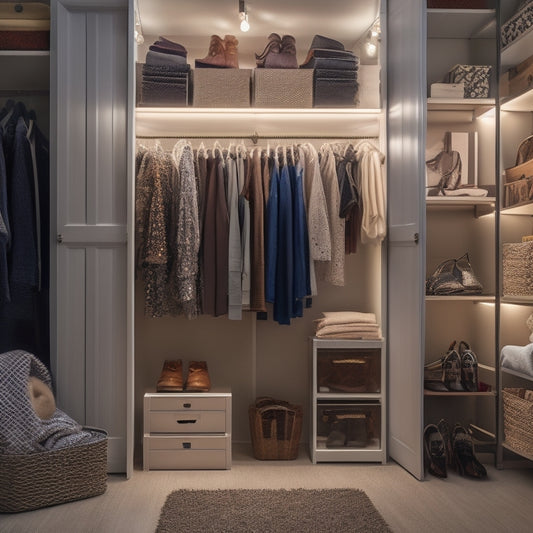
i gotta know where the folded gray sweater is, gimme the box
[501,343,533,377]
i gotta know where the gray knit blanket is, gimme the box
[0,350,101,455]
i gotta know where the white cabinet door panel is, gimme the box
[52,0,128,473]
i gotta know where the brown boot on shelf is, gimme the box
[156,360,183,392]
[195,34,227,68]
[223,34,239,68]
[185,361,211,392]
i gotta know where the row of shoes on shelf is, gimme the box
[424,419,487,479]
[156,360,211,392]
[424,340,484,393]
[170,33,359,71]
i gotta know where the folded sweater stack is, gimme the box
[314,311,382,339]
[141,36,190,106]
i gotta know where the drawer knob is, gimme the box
[183,403,192,408]
[182,442,192,449]
[177,419,197,424]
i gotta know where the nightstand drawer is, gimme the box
[144,435,230,470]
[148,410,226,433]
[147,396,227,411]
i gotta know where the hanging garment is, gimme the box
[0,127,10,302]
[333,144,360,254]
[227,152,242,320]
[316,144,345,286]
[237,147,251,309]
[289,155,310,318]
[242,148,266,313]
[8,116,39,291]
[137,148,176,317]
[357,141,386,244]
[299,143,331,296]
[202,149,229,317]
[170,141,200,319]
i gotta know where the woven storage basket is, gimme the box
[503,388,533,458]
[502,241,533,296]
[249,400,303,460]
[0,428,107,513]
[192,69,251,107]
[254,69,313,108]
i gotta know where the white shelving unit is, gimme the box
[423,6,498,451]
[309,338,386,464]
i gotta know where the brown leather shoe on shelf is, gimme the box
[156,359,184,392]
[185,361,211,392]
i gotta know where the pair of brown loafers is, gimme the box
[156,360,211,392]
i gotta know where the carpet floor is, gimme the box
[156,488,392,532]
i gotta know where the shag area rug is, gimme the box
[155,488,392,533]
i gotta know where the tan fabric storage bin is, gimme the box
[192,69,251,107]
[253,69,313,108]
[502,241,533,296]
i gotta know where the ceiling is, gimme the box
[135,0,381,68]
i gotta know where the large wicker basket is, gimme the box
[249,399,303,460]
[503,388,533,458]
[0,428,107,513]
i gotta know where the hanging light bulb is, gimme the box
[239,0,250,32]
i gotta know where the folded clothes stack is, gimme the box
[314,311,381,339]
[300,35,359,107]
[141,36,190,106]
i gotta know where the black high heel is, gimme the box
[437,418,455,470]
[442,341,464,392]
[458,341,479,392]
[452,424,487,479]
[423,424,447,478]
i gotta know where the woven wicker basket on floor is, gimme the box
[249,401,303,460]
[503,388,533,458]
[0,428,107,513]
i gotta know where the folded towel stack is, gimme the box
[141,36,190,106]
[300,35,359,107]
[314,311,382,339]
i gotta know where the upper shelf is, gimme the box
[135,107,383,139]
[427,98,495,123]
[501,87,533,113]
[0,51,50,92]
[427,8,496,39]
[502,27,533,72]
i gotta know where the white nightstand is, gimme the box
[143,388,232,470]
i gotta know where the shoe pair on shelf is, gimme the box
[255,33,298,69]
[195,35,239,68]
[156,359,211,392]
[424,340,479,392]
[424,419,487,479]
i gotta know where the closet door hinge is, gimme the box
[56,234,63,243]
[414,232,419,244]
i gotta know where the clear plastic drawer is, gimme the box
[316,348,381,393]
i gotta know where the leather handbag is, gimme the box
[426,132,462,193]
[426,253,483,295]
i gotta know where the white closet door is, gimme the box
[51,0,129,473]
[386,0,426,480]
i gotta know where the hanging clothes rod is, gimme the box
[136,131,378,145]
